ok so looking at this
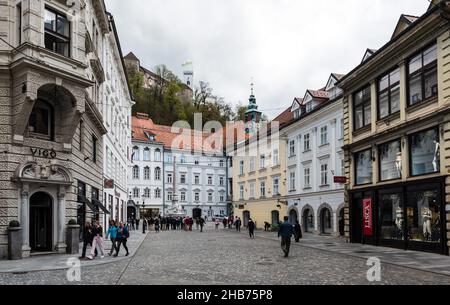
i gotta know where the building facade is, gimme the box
[101,13,134,228]
[284,74,345,236]
[0,0,111,258]
[340,2,450,255]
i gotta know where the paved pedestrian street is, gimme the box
[1,224,450,285]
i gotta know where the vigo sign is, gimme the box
[363,199,373,237]
[30,147,57,159]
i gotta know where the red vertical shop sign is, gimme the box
[363,199,373,237]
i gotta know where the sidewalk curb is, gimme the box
[231,229,450,278]
[0,233,149,274]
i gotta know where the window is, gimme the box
[167,173,173,184]
[91,187,99,201]
[320,126,328,146]
[304,168,311,188]
[220,160,224,167]
[410,128,440,176]
[273,178,280,196]
[165,155,172,163]
[194,192,200,202]
[321,164,328,186]
[144,167,150,180]
[180,155,186,164]
[208,176,213,185]
[132,166,139,180]
[44,7,70,57]
[132,146,139,161]
[304,134,310,152]
[154,149,161,162]
[180,192,186,202]
[155,189,161,199]
[290,172,296,191]
[260,155,266,169]
[180,174,186,184]
[249,183,255,198]
[144,188,151,198]
[378,68,400,119]
[379,192,404,242]
[289,140,296,157]
[294,109,300,119]
[249,157,255,172]
[208,192,213,202]
[167,192,173,201]
[154,167,161,181]
[220,194,225,202]
[408,44,438,106]
[239,185,244,200]
[219,176,225,186]
[194,159,200,165]
[143,148,150,161]
[353,86,371,130]
[28,100,54,141]
[133,188,140,198]
[239,160,244,175]
[194,175,200,185]
[273,149,279,166]
[306,102,313,112]
[379,140,402,181]
[355,149,373,185]
[260,181,266,197]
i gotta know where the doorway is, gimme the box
[243,211,250,227]
[289,209,298,225]
[303,208,314,233]
[30,192,53,252]
[320,208,332,235]
[271,210,280,225]
[193,208,202,219]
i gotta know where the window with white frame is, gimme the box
[167,192,173,201]
[219,176,225,186]
[249,157,255,172]
[289,140,296,157]
[180,192,186,202]
[143,148,150,161]
[304,168,311,188]
[273,149,279,166]
[154,149,161,162]
[290,171,296,191]
[249,182,255,198]
[321,163,329,186]
[167,173,173,184]
[144,166,150,180]
[220,194,225,202]
[194,175,200,184]
[155,188,161,199]
[320,126,328,146]
[239,185,244,200]
[208,192,213,202]
[194,192,200,202]
[144,188,151,198]
[132,166,139,180]
[220,160,224,167]
[304,134,310,151]
[208,176,213,185]
[154,167,161,181]
[132,146,139,161]
[133,188,139,198]
[273,177,280,196]
[260,181,266,197]
[239,160,244,175]
[180,174,186,184]
[260,155,266,169]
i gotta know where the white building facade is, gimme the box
[285,74,345,237]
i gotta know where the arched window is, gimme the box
[28,100,54,141]
[132,146,139,161]
[143,148,150,161]
[154,149,161,162]
[154,167,161,181]
[132,166,139,180]
[144,167,150,180]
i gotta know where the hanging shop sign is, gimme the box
[363,199,373,237]
[30,147,57,159]
[334,176,347,184]
[104,179,115,189]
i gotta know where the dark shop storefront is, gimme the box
[350,178,448,255]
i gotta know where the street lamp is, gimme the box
[141,198,146,234]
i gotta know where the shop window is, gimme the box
[355,149,373,185]
[408,44,438,106]
[379,192,405,242]
[406,189,441,244]
[379,140,402,181]
[28,100,54,141]
[44,7,70,57]
[409,128,440,176]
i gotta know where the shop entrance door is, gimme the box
[30,192,53,252]
[351,194,362,244]
[193,208,202,219]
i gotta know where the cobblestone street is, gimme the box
[1,224,450,285]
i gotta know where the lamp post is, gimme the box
[141,198,146,234]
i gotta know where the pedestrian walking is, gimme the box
[235,217,242,232]
[228,217,233,229]
[215,218,220,230]
[131,218,135,231]
[278,216,294,258]
[189,217,194,231]
[87,221,105,260]
[294,220,302,242]
[199,217,205,232]
[114,222,129,257]
[106,220,119,256]
[80,222,94,259]
[196,218,200,230]
[155,217,160,233]
[136,218,140,231]
[222,217,227,229]
[248,219,255,238]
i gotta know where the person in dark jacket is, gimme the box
[80,222,94,259]
[248,219,255,238]
[294,220,302,242]
[278,216,294,258]
[136,218,140,231]
[155,217,160,233]
[114,222,129,257]
[235,218,242,232]
[199,217,205,232]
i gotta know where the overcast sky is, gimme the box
[105,0,430,119]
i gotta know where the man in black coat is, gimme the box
[248,219,255,238]
[80,222,95,259]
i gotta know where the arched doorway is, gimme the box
[289,209,298,225]
[320,208,332,235]
[30,192,53,252]
[302,208,314,233]
[193,208,202,219]
[243,211,250,227]
[271,210,280,225]
[127,206,137,220]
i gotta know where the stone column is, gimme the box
[20,185,31,258]
[56,187,67,253]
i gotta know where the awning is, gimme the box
[92,199,110,215]
[77,196,98,213]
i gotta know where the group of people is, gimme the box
[128,216,208,233]
[80,220,130,260]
